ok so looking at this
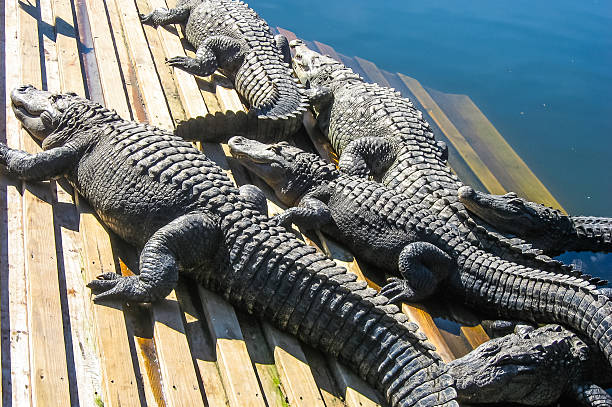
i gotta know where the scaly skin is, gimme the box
[2,85,458,407]
[448,324,612,406]
[141,0,309,142]
[228,136,612,375]
[289,40,612,278]
[458,186,612,255]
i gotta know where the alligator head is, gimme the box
[457,186,572,238]
[289,39,344,87]
[447,324,590,405]
[11,85,80,143]
[228,136,337,206]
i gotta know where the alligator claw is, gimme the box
[166,56,190,68]
[87,275,151,303]
[271,212,293,230]
[380,277,421,303]
[139,12,156,26]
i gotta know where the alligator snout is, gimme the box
[289,39,305,48]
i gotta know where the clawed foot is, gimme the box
[87,273,152,303]
[379,277,422,303]
[139,10,163,26]
[271,212,294,230]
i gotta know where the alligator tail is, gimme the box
[455,244,612,369]
[205,216,458,406]
[571,216,612,253]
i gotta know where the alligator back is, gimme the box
[181,0,307,140]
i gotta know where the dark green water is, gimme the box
[256,0,612,279]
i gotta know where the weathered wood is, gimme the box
[314,41,342,63]
[84,0,132,117]
[76,196,144,407]
[199,289,266,407]
[17,1,73,404]
[111,0,173,127]
[238,312,290,407]
[176,282,229,407]
[135,0,186,124]
[262,323,326,407]
[2,1,31,405]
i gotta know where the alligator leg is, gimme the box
[569,383,612,406]
[139,3,191,27]
[0,142,80,181]
[380,242,452,303]
[273,194,333,231]
[239,184,268,215]
[166,36,244,78]
[275,34,292,64]
[338,137,397,179]
[88,212,220,302]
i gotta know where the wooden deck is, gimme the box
[1,1,566,406]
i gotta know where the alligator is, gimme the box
[228,136,612,372]
[288,39,612,268]
[3,85,459,407]
[448,324,612,406]
[458,186,612,255]
[140,0,309,141]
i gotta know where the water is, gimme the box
[256,0,612,280]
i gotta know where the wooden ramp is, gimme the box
[0,1,567,406]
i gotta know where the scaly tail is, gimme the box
[453,244,612,369]
[206,218,458,406]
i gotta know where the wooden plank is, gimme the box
[111,0,172,127]
[199,289,266,407]
[41,1,106,405]
[328,361,382,407]
[313,41,342,63]
[355,56,391,88]
[84,0,131,117]
[76,196,144,407]
[2,1,31,405]
[262,323,326,407]
[427,89,564,211]
[176,282,229,407]
[135,0,186,123]
[238,313,291,407]
[398,73,506,195]
[17,1,73,404]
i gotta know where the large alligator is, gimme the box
[140,0,309,141]
[3,85,459,407]
[448,324,612,406]
[289,40,612,265]
[228,136,612,372]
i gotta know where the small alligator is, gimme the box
[228,136,612,372]
[448,324,612,406]
[3,85,459,407]
[289,40,612,269]
[141,0,309,141]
